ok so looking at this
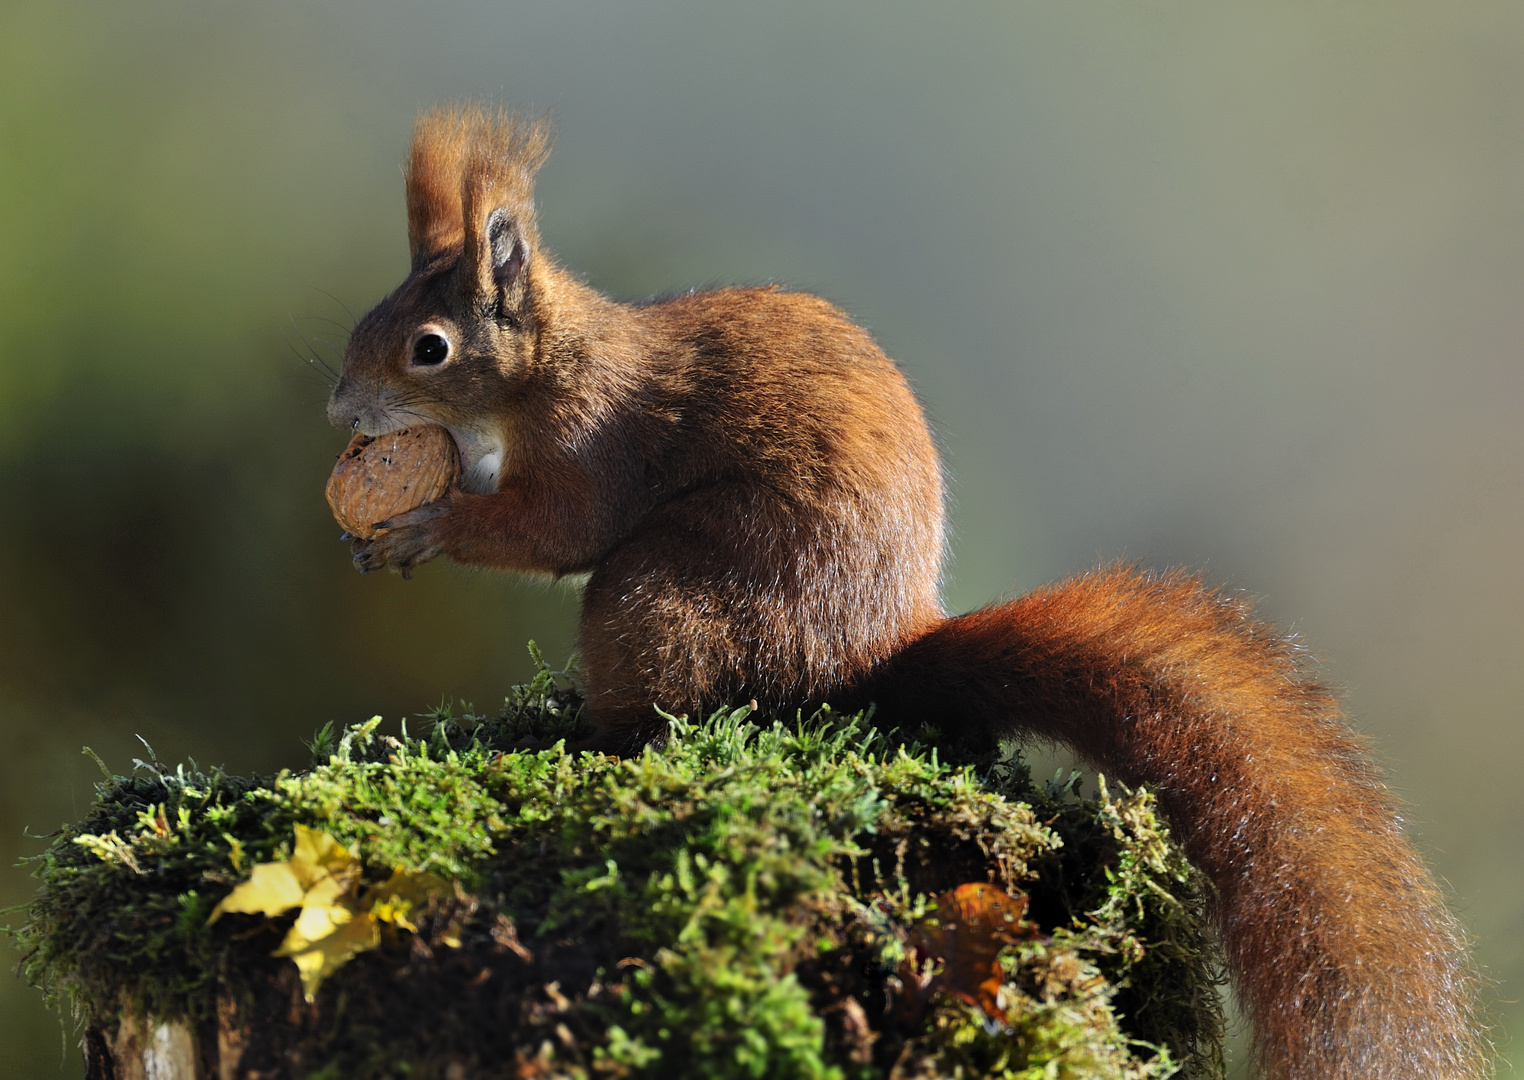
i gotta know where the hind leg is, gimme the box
[576,482,923,750]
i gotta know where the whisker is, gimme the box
[383,388,450,412]
[284,316,340,383]
[280,365,338,389]
[303,286,360,330]
[311,336,347,364]
[301,315,357,337]
[283,338,339,385]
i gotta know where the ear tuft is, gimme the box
[406,108,473,266]
[458,107,552,305]
[406,104,552,271]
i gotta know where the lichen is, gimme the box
[10,650,1224,1079]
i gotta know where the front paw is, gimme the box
[350,500,450,578]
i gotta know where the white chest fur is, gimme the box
[453,427,507,494]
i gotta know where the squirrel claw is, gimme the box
[351,543,380,574]
[348,508,445,576]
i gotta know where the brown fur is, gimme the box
[328,107,1487,1079]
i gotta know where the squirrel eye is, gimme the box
[411,332,450,366]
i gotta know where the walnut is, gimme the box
[326,426,459,540]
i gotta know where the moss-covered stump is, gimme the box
[14,658,1225,1080]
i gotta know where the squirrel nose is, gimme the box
[326,383,363,430]
[326,402,362,431]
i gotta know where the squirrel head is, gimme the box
[328,106,553,492]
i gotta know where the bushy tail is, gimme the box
[873,566,1486,1079]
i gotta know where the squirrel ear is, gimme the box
[486,208,529,296]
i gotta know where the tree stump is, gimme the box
[21,661,1226,1080]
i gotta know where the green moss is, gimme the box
[11,651,1224,1079]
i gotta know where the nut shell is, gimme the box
[326,426,460,539]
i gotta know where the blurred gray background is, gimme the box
[1,2,1519,1075]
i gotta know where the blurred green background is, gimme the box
[2,2,1519,1075]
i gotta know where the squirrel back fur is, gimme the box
[327,106,1487,1079]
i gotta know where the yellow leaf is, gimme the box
[276,905,381,1002]
[290,823,360,887]
[207,827,452,1001]
[371,866,448,906]
[367,867,450,934]
[209,824,360,923]
[209,861,306,920]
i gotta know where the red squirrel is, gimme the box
[326,106,1486,1079]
